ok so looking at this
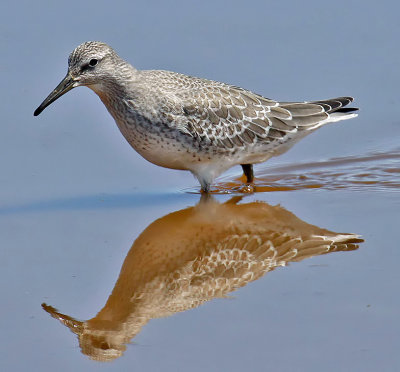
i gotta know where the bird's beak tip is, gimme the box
[33,73,75,118]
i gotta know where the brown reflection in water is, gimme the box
[42,196,363,362]
[194,149,400,193]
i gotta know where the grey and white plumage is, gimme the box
[34,41,359,191]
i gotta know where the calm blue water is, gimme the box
[1,1,399,371]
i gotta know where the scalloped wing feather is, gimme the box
[178,86,358,149]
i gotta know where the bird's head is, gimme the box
[34,41,124,116]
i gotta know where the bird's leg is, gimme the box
[241,164,254,183]
[200,182,211,194]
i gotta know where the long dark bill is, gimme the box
[34,74,75,116]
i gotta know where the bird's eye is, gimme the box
[81,58,99,72]
[89,59,98,67]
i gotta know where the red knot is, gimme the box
[34,41,359,192]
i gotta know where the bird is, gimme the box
[42,195,362,361]
[34,41,359,192]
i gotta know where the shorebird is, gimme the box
[34,41,358,192]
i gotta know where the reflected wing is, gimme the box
[181,231,361,298]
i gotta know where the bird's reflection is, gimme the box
[42,195,363,362]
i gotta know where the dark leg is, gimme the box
[200,182,210,194]
[241,164,254,183]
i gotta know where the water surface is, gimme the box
[1,1,399,371]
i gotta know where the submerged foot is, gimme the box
[241,164,254,183]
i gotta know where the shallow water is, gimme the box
[2,1,400,371]
[213,148,400,193]
[1,163,398,372]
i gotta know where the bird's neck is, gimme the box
[89,61,140,104]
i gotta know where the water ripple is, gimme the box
[188,149,400,194]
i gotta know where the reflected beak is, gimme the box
[42,303,84,335]
[34,74,76,116]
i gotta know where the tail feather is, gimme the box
[277,96,358,130]
[311,96,359,114]
[334,107,359,113]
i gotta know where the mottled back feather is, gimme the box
[153,73,359,150]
